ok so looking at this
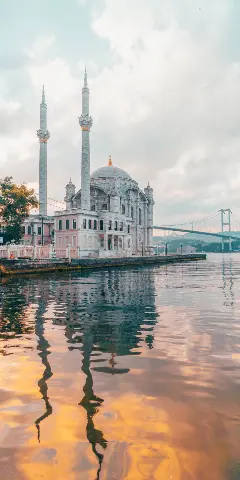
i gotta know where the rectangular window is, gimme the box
[128,225,130,234]
[131,207,134,219]
[73,219,77,229]
[38,226,41,235]
[139,208,142,225]
[114,221,118,231]
[94,220,97,230]
[88,219,92,229]
[100,220,104,231]
[83,219,87,229]
[59,220,62,231]
[21,226,25,235]
[120,222,123,231]
[66,219,70,230]
[109,220,112,230]
[27,226,31,235]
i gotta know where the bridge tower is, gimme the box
[219,209,232,252]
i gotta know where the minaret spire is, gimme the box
[84,67,88,87]
[42,85,45,104]
[79,68,93,210]
[37,86,50,216]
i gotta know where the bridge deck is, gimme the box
[153,226,240,240]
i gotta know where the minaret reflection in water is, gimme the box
[79,330,107,479]
[52,267,158,475]
[34,285,53,443]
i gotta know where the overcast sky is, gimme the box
[1,0,240,228]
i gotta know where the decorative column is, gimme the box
[135,192,139,253]
[144,200,148,252]
[37,86,50,216]
[79,68,93,211]
[144,182,154,247]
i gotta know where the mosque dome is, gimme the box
[91,156,132,182]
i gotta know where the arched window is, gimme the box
[120,222,123,231]
[73,219,77,229]
[102,204,108,211]
[122,204,125,214]
[119,237,123,249]
[27,225,31,235]
[131,207,134,219]
[59,220,62,231]
[66,219,69,230]
[100,220,104,231]
[128,225,130,233]
[91,205,96,211]
[114,221,118,231]
[83,219,87,229]
[109,220,112,230]
[94,220,97,230]
[88,219,92,229]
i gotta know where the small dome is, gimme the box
[91,165,132,182]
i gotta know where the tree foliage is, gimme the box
[0,177,38,243]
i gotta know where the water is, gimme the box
[0,254,240,480]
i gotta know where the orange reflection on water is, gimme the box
[1,259,240,479]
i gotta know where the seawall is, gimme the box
[0,254,207,277]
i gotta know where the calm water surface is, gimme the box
[1,254,240,480]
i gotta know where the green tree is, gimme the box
[0,177,38,243]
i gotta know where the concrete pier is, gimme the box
[0,254,206,277]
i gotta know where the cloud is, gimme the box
[1,0,240,227]
[25,34,55,59]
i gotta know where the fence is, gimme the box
[0,245,78,261]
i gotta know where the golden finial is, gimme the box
[108,155,112,166]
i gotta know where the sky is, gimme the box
[1,0,240,228]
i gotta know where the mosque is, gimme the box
[24,70,154,257]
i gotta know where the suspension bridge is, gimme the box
[153,209,240,251]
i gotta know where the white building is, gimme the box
[54,70,154,258]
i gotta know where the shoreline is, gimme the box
[0,253,207,277]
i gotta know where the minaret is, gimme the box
[37,86,50,216]
[79,68,93,211]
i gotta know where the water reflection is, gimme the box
[1,256,240,479]
[79,330,107,479]
[222,257,234,306]
[35,288,53,443]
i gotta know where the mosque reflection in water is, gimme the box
[0,267,158,478]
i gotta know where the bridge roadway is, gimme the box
[153,226,240,241]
